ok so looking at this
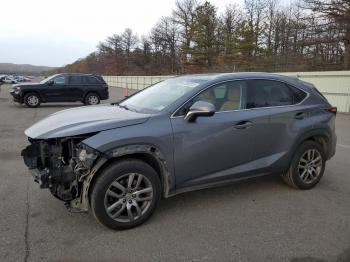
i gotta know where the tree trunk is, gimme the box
[344,30,350,70]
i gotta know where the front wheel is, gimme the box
[282,141,326,189]
[90,159,161,230]
[24,93,41,108]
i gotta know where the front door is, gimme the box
[171,80,256,189]
[45,75,68,102]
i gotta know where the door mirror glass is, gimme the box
[184,101,215,122]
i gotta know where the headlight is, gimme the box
[77,143,99,163]
[78,149,88,161]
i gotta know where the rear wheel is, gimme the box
[24,93,40,108]
[90,159,161,230]
[85,93,100,105]
[282,141,326,189]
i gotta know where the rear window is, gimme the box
[69,76,83,84]
[94,75,106,83]
[84,76,100,84]
[313,87,329,103]
[287,84,307,104]
[246,80,307,108]
[297,79,327,103]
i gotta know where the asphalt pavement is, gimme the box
[0,83,349,262]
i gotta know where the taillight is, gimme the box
[329,107,337,114]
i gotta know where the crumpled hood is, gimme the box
[25,104,151,139]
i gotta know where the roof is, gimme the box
[176,72,297,83]
[58,73,98,76]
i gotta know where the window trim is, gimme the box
[86,76,100,84]
[68,75,83,85]
[53,76,66,85]
[170,78,309,119]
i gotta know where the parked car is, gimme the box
[21,73,337,229]
[14,75,30,82]
[10,73,109,107]
[3,76,18,84]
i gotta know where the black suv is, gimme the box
[10,73,109,107]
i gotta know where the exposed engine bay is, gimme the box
[21,136,99,206]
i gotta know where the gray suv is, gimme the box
[21,73,337,229]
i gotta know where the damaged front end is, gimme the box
[21,136,100,210]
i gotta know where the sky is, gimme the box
[0,0,243,67]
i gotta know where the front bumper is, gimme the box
[29,168,50,188]
[10,90,23,103]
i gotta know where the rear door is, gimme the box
[245,79,309,172]
[67,76,85,101]
[84,75,103,96]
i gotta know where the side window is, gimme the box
[53,76,66,85]
[86,76,99,84]
[246,80,294,108]
[176,80,247,116]
[219,81,246,111]
[69,76,82,85]
[288,84,307,104]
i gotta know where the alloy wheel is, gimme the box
[298,149,323,184]
[104,173,153,222]
[87,95,99,105]
[27,95,39,106]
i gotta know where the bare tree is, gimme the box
[219,4,242,58]
[57,0,349,75]
[303,0,350,69]
[191,1,219,67]
[121,28,138,67]
[244,0,267,58]
[173,0,198,63]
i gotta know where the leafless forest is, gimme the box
[55,0,350,75]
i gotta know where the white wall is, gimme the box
[103,71,350,113]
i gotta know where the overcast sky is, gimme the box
[0,0,243,67]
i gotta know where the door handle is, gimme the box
[295,112,306,119]
[234,121,253,129]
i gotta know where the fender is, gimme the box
[23,90,47,103]
[290,127,332,161]
[70,144,174,212]
[105,144,173,197]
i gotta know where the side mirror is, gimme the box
[184,101,215,122]
[47,80,54,86]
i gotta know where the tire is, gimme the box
[282,140,326,190]
[24,93,41,108]
[84,93,100,105]
[90,159,161,230]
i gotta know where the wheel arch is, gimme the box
[83,91,100,101]
[23,90,45,102]
[293,128,331,160]
[79,144,173,212]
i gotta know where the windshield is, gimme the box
[40,74,58,84]
[119,77,206,113]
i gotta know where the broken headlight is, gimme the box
[74,143,99,180]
